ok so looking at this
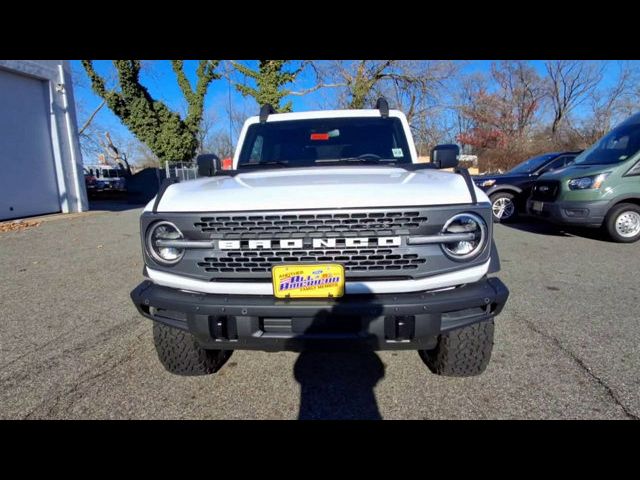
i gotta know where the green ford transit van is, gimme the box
[527,113,640,242]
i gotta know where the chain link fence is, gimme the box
[165,161,198,181]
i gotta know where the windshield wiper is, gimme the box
[237,161,290,169]
[319,157,397,165]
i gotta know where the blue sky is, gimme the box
[70,60,631,163]
[71,60,323,146]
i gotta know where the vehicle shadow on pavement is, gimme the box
[89,199,146,212]
[290,295,386,420]
[293,351,385,420]
[501,218,610,242]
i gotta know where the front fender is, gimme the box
[604,193,640,209]
[485,184,522,197]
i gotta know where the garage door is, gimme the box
[0,68,60,221]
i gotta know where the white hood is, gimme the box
[152,166,488,212]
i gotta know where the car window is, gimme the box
[540,155,573,174]
[626,160,640,176]
[238,117,412,167]
[250,135,264,161]
[508,154,557,174]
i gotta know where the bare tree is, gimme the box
[99,132,132,174]
[492,61,546,137]
[545,60,604,136]
[205,131,234,159]
[567,61,640,146]
[126,138,160,168]
[458,62,544,145]
[196,92,256,160]
[198,108,235,158]
[309,60,460,153]
[384,60,460,123]
[77,100,106,136]
[456,62,547,171]
[311,60,400,109]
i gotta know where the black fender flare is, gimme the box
[606,194,640,210]
[488,239,501,274]
[484,184,522,198]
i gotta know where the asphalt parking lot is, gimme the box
[1,206,638,420]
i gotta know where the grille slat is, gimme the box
[195,211,427,237]
[197,247,428,274]
[191,209,435,278]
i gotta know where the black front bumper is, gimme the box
[527,198,609,227]
[130,277,509,352]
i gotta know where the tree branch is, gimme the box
[81,59,218,163]
[288,82,346,96]
[171,60,195,103]
[78,99,106,135]
[184,60,220,133]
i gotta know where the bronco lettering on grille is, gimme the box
[218,236,401,250]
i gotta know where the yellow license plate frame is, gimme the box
[272,264,345,299]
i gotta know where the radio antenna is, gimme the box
[227,61,233,147]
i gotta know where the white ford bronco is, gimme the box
[131,98,509,377]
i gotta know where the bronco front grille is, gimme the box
[194,211,428,238]
[197,248,427,274]
[145,206,494,282]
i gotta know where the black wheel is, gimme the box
[152,323,232,376]
[418,320,494,377]
[490,192,517,223]
[605,203,640,243]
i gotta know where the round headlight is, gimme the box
[441,213,487,260]
[146,221,184,265]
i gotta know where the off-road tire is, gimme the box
[419,320,494,377]
[604,202,640,243]
[490,192,518,223]
[153,323,232,376]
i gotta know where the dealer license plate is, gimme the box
[532,200,544,212]
[272,264,345,299]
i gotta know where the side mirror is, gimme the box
[196,153,221,177]
[431,144,459,169]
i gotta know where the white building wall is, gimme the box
[0,60,87,218]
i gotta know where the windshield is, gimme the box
[575,119,640,166]
[98,169,125,178]
[508,154,557,174]
[237,117,412,168]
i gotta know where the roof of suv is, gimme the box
[245,109,406,123]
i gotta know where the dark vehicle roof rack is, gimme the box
[375,97,389,118]
[259,103,275,123]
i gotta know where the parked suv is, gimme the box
[527,112,640,242]
[473,151,580,222]
[130,100,509,377]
